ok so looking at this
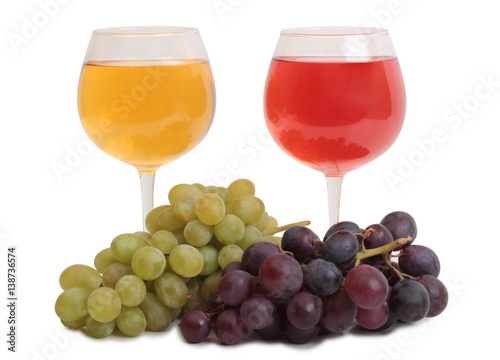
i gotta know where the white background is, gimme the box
[1,0,498,359]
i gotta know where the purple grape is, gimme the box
[241,241,281,276]
[340,259,355,276]
[286,291,323,330]
[386,262,402,286]
[416,274,448,317]
[320,230,359,268]
[389,279,430,323]
[380,211,417,250]
[254,310,284,340]
[270,296,290,308]
[360,257,386,267]
[218,270,255,306]
[370,287,397,332]
[214,308,250,345]
[222,261,243,276]
[203,292,223,323]
[323,221,362,241]
[284,319,320,344]
[179,310,211,343]
[253,284,268,296]
[240,294,276,329]
[399,245,440,278]
[321,288,357,333]
[303,258,342,296]
[362,259,400,287]
[356,302,389,330]
[281,226,320,262]
[259,253,303,299]
[371,310,398,332]
[364,224,393,263]
[345,264,389,310]
[364,224,393,250]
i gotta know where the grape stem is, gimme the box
[206,303,227,319]
[354,236,412,267]
[357,228,375,252]
[382,253,416,281]
[187,292,203,311]
[262,220,311,236]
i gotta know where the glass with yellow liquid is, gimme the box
[77,27,215,228]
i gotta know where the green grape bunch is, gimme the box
[54,179,285,339]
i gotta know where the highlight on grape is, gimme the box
[53,178,448,345]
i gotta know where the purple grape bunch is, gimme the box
[179,210,448,345]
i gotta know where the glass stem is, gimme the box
[138,170,156,231]
[325,175,343,226]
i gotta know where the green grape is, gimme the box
[171,307,182,321]
[196,193,226,226]
[173,198,197,222]
[217,244,244,269]
[168,183,204,206]
[172,228,188,245]
[169,244,204,278]
[61,317,87,329]
[115,275,147,307]
[163,255,173,274]
[59,264,102,290]
[197,245,219,276]
[94,248,119,274]
[162,256,190,283]
[87,287,122,323]
[133,231,152,245]
[200,270,223,300]
[86,317,116,339]
[227,178,255,199]
[145,280,156,294]
[184,219,213,247]
[145,205,169,234]
[151,230,178,254]
[158,206,186,231]
[187,277,203,300]
[102,263,134,289]
[206,185,217,192]
[131,246,166,280]
[212,187,231,206]
[236,225,263,251]
[266,215,279,231]
[227,195,265,225]
[154,273,188,309]
[138,293,172,332]
[55,287,93,322]
[116,307,146,337]
[111,233,148,264]
[213,214,245,245]
[184,277,204,312]
[192,183,209,194]
[263,235,282,248]
[208,235,225,251]
[165,256,191,283]
[252,211,270,232]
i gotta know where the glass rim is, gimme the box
[280,26,389,37]
[92,26,200,36]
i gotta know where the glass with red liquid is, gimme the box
[264,27,406,225]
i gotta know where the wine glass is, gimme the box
[264,27,406,226]
[78,26,215,229]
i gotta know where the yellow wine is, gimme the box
[78,60,215,170]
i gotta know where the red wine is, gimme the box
[264,56,405,175]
